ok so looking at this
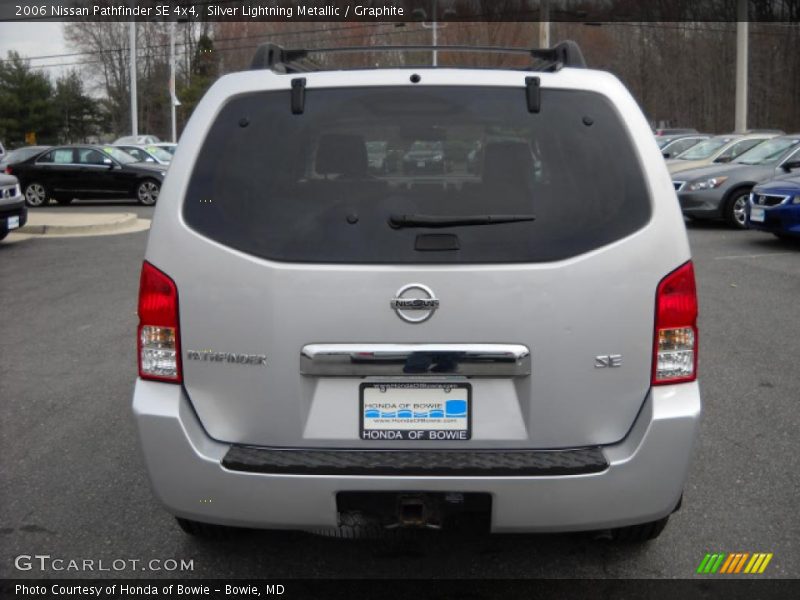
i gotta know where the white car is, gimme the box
[133,41,701,542]
[153,143,178,156]
[113,144,173,166]
[113,135,161,145]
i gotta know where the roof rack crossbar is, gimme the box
[250,41,586,74]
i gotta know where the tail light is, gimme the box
[652,261,698,385]
[4,166,11,175]
[137,261,182,383]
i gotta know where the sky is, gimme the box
[0,22,69,79]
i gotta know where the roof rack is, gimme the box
[250,41,586,74]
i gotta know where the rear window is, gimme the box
[184,86,651,263]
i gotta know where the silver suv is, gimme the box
[133,42,701,542]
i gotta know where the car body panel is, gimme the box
[144,68,690,449]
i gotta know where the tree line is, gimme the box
[1,14,797,147]
[0,53,106,147]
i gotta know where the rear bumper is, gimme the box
[132,380,701,533]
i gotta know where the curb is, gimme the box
[19,213,139,235]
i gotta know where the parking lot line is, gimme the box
[713,252,796,260]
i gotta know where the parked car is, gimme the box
[667,133,777,175]
[674,135,800,228]
[402,140,445,174]
[153,143,178,156]
[133,41,700,543]
[746,174,800,240]
[0,173,26,241]
[114,144,173,166]
[657,134,710,159]
[114,135,161,145]
[654,128,698,136]
[12,145,166,207]
[365,141,388,173]
[1,145,51,173]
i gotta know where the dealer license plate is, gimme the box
[360,382,471,441]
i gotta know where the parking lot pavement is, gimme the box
[0,214,797,579]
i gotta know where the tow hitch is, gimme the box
[309,492,491,538]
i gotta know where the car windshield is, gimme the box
[734,138,800,165]
[102,147,138,164]
[4,146,47,163]
[676,138,731,160]
[144,146,173,162]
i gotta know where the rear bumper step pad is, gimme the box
[222,446,608,476]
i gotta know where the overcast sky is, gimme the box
[0,22,69,79]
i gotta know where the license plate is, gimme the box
[417,161,425,167]
[360,382,471,441]
[7,215,19,230]
[750,207,765,223]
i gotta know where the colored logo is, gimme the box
[696,552,773,574]
[364,399,466,420]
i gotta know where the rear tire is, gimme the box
[24,182,49,207]
[175,517,239,540]
[724,188,751,229]
[609,516,669,543]
[0,230,8,241]
[136,179,160,206]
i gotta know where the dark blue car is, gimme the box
[746,175,800,240]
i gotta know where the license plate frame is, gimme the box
[360,382,472,441]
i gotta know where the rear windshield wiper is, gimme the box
[389,213,536,229]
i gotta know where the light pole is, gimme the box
[735,0,748,132]
[421,0,440,66]
[169,21,181,143]
[539,0,550,48]
[129,20,138,137]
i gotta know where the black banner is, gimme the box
[2,0,800,23]
[2,579,800,600]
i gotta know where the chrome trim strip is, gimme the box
[300,343,531,377]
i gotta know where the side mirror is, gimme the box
[715,155,732,163]
[662,152,671,159]
[103,158,114,169]
[781,160,800,172]
[146,157,155,163]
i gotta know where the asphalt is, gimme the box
[0,210,798,580]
